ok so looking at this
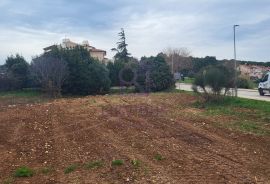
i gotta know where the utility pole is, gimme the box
[171,53,174,74]
[234,25,239,97]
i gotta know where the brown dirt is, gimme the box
[0,93,270,184]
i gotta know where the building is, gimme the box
[239,64,270,79]
[44,39,108,64]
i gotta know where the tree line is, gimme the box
[1,28,266,97]
[0,28,175,96]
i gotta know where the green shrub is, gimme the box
[237,77,255,89]
[14,166,34,177]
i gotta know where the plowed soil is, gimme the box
[0,93,270,184]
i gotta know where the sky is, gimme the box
[0,0,270,64]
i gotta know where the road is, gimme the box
[176,83,270,102]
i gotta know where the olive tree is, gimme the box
[192,65,234,101]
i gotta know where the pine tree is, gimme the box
[111,28,130,62]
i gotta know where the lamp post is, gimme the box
[234,24,239,97]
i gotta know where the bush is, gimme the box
[237,77,255,89]
[193,65,234,101]
[136,54,175,92]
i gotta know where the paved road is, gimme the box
[176,83,270,102]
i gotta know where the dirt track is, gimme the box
[0,93,270,183]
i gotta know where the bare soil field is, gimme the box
[0,93,270,183]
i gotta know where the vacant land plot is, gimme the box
[0,92,270,183]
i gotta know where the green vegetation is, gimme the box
[237,77,257,89]
[1,54,30,91]
[111,159,124,166]
[178,77,194,84]
[136,54,174,92]
[0,89,41,98]
[84,160,103,169]
[14,166,34,177]
[64,164,78,174]
[154,154,164,161]
[109,86,135,94]
[197,97,270,135]
[193,65,234,100]
[44,46,111,96]
[232,121,269,135]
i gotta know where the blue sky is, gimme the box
[0,0,269,64]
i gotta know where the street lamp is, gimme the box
[233,24,239,97]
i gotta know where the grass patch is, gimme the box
[84,160,103,169]
[231,121,270,135]
[177,77,194,84]
[64,164,78,174]
[0,89,42,98]
[194,96,270,135]
[109,86,135,94]
[14,166,34,177]
[154,154,164,161]
[111,159,124,166]
[201,97,270,113]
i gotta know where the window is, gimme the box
[261,74,269,82]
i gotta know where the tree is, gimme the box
[31,56,68,97]
[44,46,111,95]
[191,56,219,74]
[5,54,29,89]
[107,58,139,87]
[192,64,235,101]
[107,60,124,86]
[136,54,175,92]
[164,47,192,75]
[111,28,130,63]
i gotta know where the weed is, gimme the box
[131,159,141,167]
[154,154,164,161]
[112,159,124,166]
[84,160,103,169]
[232,121,269,135]
[64,164,78,174]
[14,166,34,177]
